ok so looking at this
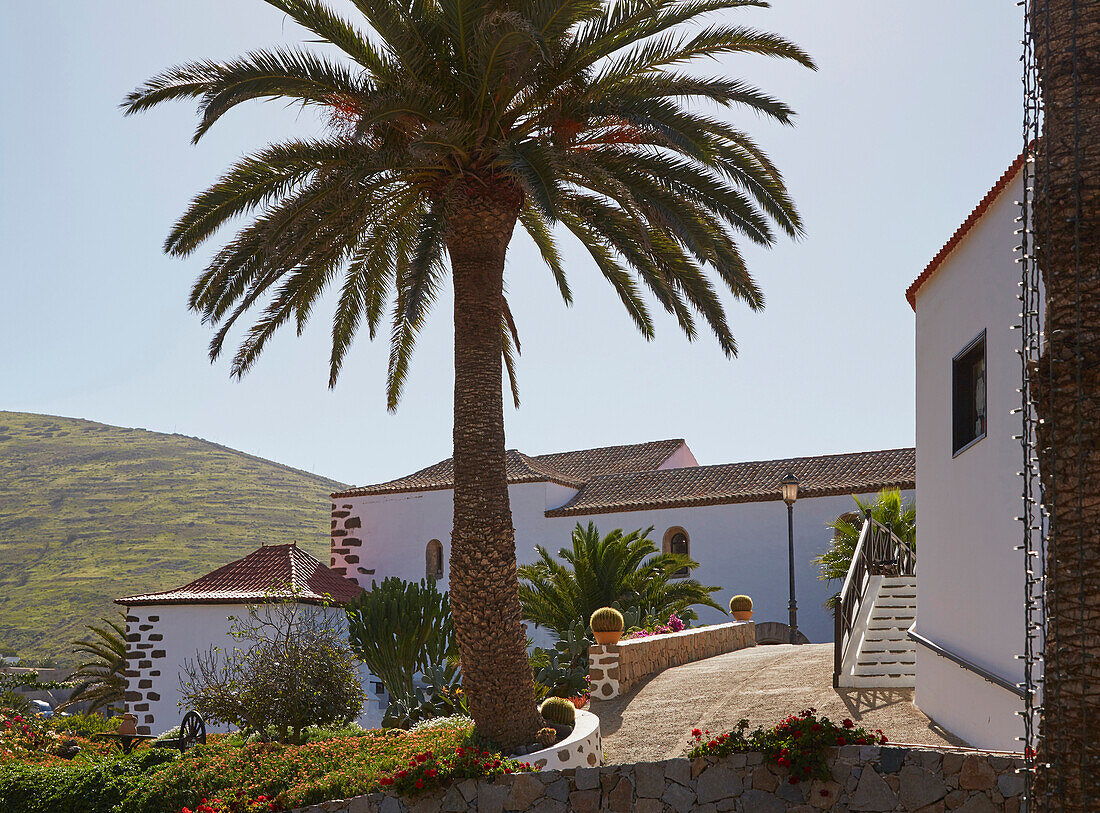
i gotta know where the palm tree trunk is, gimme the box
[1031,2,1100,808]
[446,180,542,747]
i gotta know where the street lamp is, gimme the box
[780,472,800,645]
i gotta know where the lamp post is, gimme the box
[780,472,800,645]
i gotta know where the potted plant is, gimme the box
[729,595,754,621]
[589,607,625,645]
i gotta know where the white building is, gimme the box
[117,543,383,735]
[330,440,914,646]
[907,153,1031,751]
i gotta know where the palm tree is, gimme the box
[815,489,915,607]
[1029,1,1100,805]
[123,0,812,744]
[57,618,127,715]
[519,523,723,636]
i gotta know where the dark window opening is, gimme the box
[426,539,444,581]
[670,531,690,578]
[952,331,987,455]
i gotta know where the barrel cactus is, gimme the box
[589,607,624,632]
[536,726,558,748]
[539,696,576,726]
[729,595,753,612]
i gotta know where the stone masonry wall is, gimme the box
[289,744,1025,812]
[331,502,369,581]
[589,621,755,699]
[122,607,167,735]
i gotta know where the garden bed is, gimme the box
[0,719,527,813]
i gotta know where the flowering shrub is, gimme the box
[374,745,532,795]
[625,613,686,639]
[181,791,278,813]
[0,709,57,758]
[688,709,889,784]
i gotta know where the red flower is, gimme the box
[777,757,790,767]
[426,769,437,778]
[379,777,394,786]
[836,737,847,746]
[415,779,424,789]
[692,728,702,738]
[396,769,408,778]
[811,724,821,732]
[792,730,802,739]
[880,735,889,744]
[455,747,465,757]
[843,719,854,729]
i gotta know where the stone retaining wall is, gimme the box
[589,621,755,699]
[290,744,1025,812]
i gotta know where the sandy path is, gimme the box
[594,643,967,764]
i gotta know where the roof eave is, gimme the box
[543,479,916,518]
[906,152,1027,310]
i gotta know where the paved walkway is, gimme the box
[594,643,967,764]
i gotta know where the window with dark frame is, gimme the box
[425,539,444,581]
[952,331,987,455]
[670,531,690,578]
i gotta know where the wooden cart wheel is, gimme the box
[178,711,206,752]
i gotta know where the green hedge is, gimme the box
[0,750,177,813]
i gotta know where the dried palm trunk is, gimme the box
[1030,1,1100,808]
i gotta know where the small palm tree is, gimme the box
[815,489,915,607]
[124,0,812,744]
[58,618,127,715]
[519,523,722,636]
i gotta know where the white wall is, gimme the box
[123,602,383,735]
[338,483,914,645]
[912,170,1028,751]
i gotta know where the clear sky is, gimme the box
[0,1,1023,487]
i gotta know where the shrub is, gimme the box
[538,697,575,726]
[688,709,888,784]
[180,601,364,744]
[47,711,120,738]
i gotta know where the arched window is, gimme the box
[426,539,444,581]
[663,527,691,578]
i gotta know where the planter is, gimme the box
[732,610,753,621]
[522,708,602,771]
[593,629,622,645]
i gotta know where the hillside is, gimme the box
[0,411,346,666]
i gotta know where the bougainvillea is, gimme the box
[625,613,686,639]
[688,710,888,783]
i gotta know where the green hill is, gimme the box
[0,411,346,666]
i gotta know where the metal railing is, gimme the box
[833,513,916,686]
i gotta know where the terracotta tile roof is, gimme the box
[332,439,686,498]
[544,448,915,517]
[116,544,363,606]
[906,152,1027,309]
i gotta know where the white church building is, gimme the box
[907,152,1032,751]
[329,440,914,646]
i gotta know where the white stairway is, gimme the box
[838,576,917,688]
